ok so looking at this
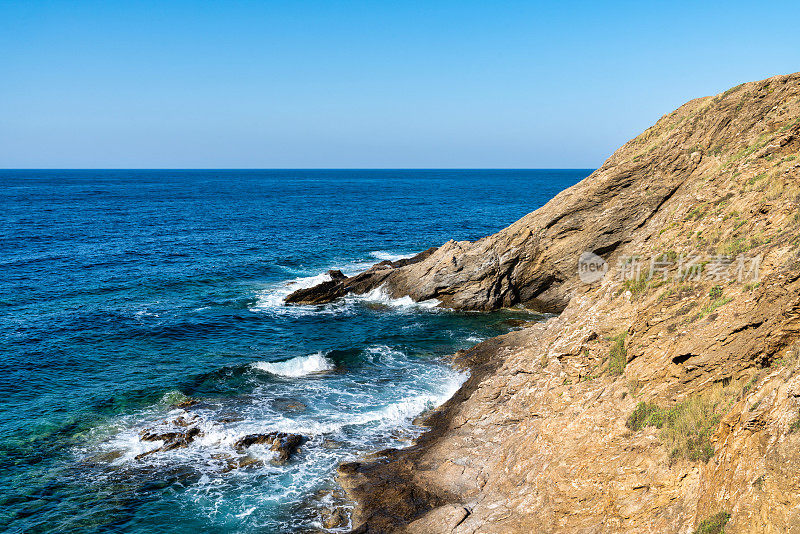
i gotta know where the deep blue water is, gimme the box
[0,169,588,533]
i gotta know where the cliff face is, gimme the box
[310,73,800,533]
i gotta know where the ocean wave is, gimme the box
[369,250,412,262]
[249,272,334,312]
[337,250,414,275]
[248,250,439,316]
[79,355,468,515]
[347,371,466,428]
[347,286,440,311]
[251,352,335,377]
[362,344,405,366]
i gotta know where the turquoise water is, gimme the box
[0,170,588,533]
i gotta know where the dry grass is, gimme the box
[766,177,786,200]
[626,380,744,463]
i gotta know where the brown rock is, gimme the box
[327,269,347,280]
[406,504,469,533]
[320,507,348,529]
[334,73,800,533]
[271,398,307,412]
[173,398,199,409]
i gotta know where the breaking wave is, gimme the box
[369,250,412,262]
[248,251,440,315]
[251,352,335,377]
[347,286,440,311]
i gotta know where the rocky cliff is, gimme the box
[300,73,800,533]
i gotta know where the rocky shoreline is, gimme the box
[335,329,534,533]
[291,73,800,533]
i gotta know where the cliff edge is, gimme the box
[305,73,800,533]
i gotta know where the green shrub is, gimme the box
[626,402,664,431]
[622,273,649,298]
[662,396,722,463]
[686,205,708,221]
[608,332,628,376]
[696,297,733,320]
[721,83,744,99]
[718,236,748,255]
[694,511,730,534]
[790,416,800,434]
[709,285,723,299]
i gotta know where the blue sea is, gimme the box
[0,169,588,533]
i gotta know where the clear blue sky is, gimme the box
[1,0,797,168]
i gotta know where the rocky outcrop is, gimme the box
[233,431,306,465]
[334,73,800,532]
[133,413,307,468]
[286,248,438,305]
[135,415,204,460]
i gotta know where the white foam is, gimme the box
[249,251,421,314]
[78,355,470,532]
[250,272,333,312]
[251,352,335,378]
[348,371,466,428]
[350,286,440,311]
[363,344,405,366]
[336,251,415,276]
[369,250,413,262]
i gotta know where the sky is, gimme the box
[1,1,798,169]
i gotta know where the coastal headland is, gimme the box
[290,73,800,533]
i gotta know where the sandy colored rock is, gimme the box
[333,73,800,532]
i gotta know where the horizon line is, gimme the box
[0,167,596,171]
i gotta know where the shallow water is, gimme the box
[0,169,588,532]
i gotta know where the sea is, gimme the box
[0,169,588,533]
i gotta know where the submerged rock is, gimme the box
[271,397,307,413]
[215,453,264,473]
[321,437,344,449]
[320,507,348,530]
[307,487,351,531]
[172,398,199,409]
[498,318,528,328]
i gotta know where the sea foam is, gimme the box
[251,352,335,377]
[348,371,466,428]
[249,272,334,312]
[349,286,440,311]
[369,250,412,262]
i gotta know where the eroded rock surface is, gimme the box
[335,73,800,532]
